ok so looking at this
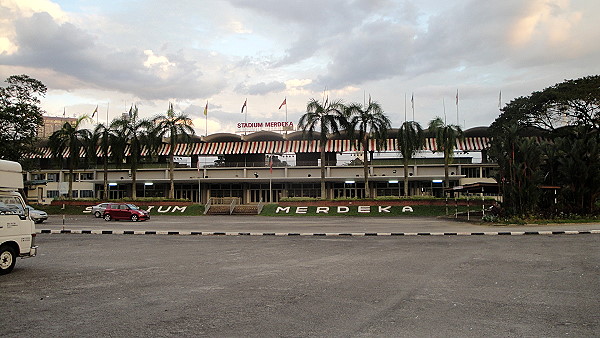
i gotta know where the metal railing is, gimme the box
[204,198,212,215]
[229,198,238,215]
[257,197,264,214]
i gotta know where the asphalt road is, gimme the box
[1,234,599,337]
[38,214,600,234]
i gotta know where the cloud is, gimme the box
[235,81,286,95]
[0,11,227,100]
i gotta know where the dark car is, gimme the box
[103,203,150,222]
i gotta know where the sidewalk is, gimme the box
[38,215,600,236]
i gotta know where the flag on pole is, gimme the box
[279,98,286,110]
[203,101,208,116]
[92,105,98,118]
[498,90,502,108]
[368,94,372,105]
[63,107,66,117]
[411,93,414,109]
[241,99,247,113]
[456,89,459,106]
[269,155,273,174]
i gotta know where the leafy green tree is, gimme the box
[0,75,46,163]
[490,75,600,216]
[428,117,463,189]
[553,128,600,214]
[111,105,154,199]
[346,101,391,198]
[153,103,195,199]
[48,115,93,198]
[299,98,347,199]
[92,122,120,199]
[397,121,424,196]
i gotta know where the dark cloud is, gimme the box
[314,21,415,89]
[235,81,286,95]
[0,12,225,100]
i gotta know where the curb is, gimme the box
[38,229,600,236]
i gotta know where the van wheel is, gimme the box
[0,245,16,275]
[131,214,139,222]
[94,211,101,218]
[104,214,111,221]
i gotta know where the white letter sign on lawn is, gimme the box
[358,206,370,213]
[337,206,349,213]
[275,206,290,214]
[296,206,308,214]
[316,207,329,214]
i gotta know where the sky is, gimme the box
[1,0,599,135]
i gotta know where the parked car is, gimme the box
[91,202,110,218]
[103,203,150,222]
[26,205,48,224]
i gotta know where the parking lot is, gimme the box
[1,232,599,337]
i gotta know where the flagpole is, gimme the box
[443,98,446,125]
[106,102,109,125]
[205,102,208,137]
[285,98,288,134]
[404,93,407,123]
[411,93,415,122]
[456,89,459,127]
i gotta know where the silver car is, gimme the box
[26,205,48,224]
[91,203,110,218]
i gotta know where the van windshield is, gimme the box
[0,197,25,216]
[126,204,139,210]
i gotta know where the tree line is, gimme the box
[489,75,600,216]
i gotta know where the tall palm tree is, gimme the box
[92,122,120,199]
[398,121,424,196]
[153,103,195,199]
[111,105,154,199]
[428,117,463,189]
[299,98,347,199]
[48,115,93,198]
[346,101,391,198]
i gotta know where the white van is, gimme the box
[0,159,38,274]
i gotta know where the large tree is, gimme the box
[0,75,46,163]
[153,103,195,199]
[299,98,347,199]
[92,122,120,199]
[428,117,463,190]
[48,115,93,198]
[346,101,391,198]
[111,105,154,200]
[490,75,600,216]
[397,121,424,196]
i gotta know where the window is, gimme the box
[80,190,94,198]
[80,173,94,180]
[32,173,46,180]
[47,173,59,182]
[461,167,480,178]
[47,190,59,198]
[64,173,78,181]
[0,196,25,217]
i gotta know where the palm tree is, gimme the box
[111,105,154,200]
[346,101,391,198]
[428,117,463,189]
[48,115,93,198]
[153,103,195,199]
[398,121,424,196]
[92,122,120,199]
[298,98,347,199]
